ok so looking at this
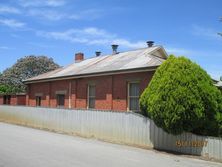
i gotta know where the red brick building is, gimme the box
[0,94,26,106]
[24,43,168,112]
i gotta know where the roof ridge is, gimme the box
[84,46,161,61]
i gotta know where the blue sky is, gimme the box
[0,0,221,79]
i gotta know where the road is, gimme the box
[0,122,220,167]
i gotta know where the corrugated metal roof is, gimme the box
[215,81,222,87]
[24,46,167,83]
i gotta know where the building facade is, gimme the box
[0,94,26,106]
[24,43,168,112]
[26,71,154,111]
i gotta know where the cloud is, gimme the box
[27,9,65,21]
[69,9,104,20]
[0,46,11,50]
[111,39,145,48]
[18,0,66,7]
[37,27,146,49]
[15,0,105,21]
[0,19,25,28]
[165,46,222,61]
[0,6,21,14]
[192,25,221,40]
[27,8,103,21]
[27,42,55,48]
[166,47,193,55]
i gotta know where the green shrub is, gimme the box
[0,84,20,94]
[140,55,222,136]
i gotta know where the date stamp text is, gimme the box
[176,140,208,147]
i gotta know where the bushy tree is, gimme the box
[140,55,222,136]
[0,56,60,93]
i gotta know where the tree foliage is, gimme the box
[140,55,222,136]
[0,85,20,94]
[0,56,60,94]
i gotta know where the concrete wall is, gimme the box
[27,71,154,111]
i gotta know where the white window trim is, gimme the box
[127,81,140,112]
[87,84,96,109]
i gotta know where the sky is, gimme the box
[0,0,221,79]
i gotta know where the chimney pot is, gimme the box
[146,41,154,47]
[95,51,101,57]
[75,52,84,62]
[111,44,118,54]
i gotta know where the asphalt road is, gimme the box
[0,122,220,167]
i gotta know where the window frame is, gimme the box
[56,94,65,108]
[35,96,41,107]
[87,84,96,109]
[127,81,140,112]
[3,95,11,105]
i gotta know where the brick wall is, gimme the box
[0,96,3,105]
[50,80,70,108]
[10,95,17,105]
[27,71,155,111]
[112,72,154,111]
[28,82,50,107]
[0,95,26,105]
[17,95,26,105]
[75,76,113,110]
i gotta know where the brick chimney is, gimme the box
[75,52,84,62]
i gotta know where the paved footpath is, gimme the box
[0,122,221,167]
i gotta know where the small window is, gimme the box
[36,96,41,106]
[3,95,11,105]
[57,94,65,107]
[128,82,140,112]
[88,84,95,109]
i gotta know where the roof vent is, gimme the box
[111,44,118,55]
[95,51,101,57]
[146,41,154,47]
[75,52,84,63]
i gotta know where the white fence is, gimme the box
[0,105,221,161]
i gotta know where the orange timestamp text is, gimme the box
[176,140,208,147]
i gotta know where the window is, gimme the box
[3,95,11,105]
[36,96,41,106]
[57,94,65,107]
[88,84,95,109]
[128,82,140,112]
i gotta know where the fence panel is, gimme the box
[0,105,221,161]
